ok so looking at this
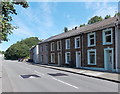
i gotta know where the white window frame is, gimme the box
[65,39,70,49]
[75,36,80,48]
[51,42,55,51]
[87,49,96,65]
[51,53,55,63]
[65,52,71,64]
[88,32,96,47]
[103,28,113,45]
[57,40,61,50]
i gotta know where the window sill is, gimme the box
[88,45,96,47]
[103,43,112,45]
[88,63,96,65]
[75,47,80,49]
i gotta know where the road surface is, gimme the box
[2,60,118,92]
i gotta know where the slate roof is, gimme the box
[39,17,118,44]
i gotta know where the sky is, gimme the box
[0,1,119,51]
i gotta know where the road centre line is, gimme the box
[51,77,79,89]
[34,70,45,76]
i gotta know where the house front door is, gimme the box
[76,51,81,68]
[58,52,61,66]
[104,49,113,72]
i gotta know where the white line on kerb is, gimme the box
[34,70,44,76]
[52,77,79,89]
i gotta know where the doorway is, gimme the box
[76,51,81,68]
[104,48,114,71]
[58,52,61,66]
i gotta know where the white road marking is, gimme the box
[26,67,30,70]
[19,75,24,80]
[52,77,79,89]
[34,70,45,76]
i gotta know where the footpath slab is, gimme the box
[31,64,120,83]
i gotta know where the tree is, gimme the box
[0,50,5,54]
[4,37,41,60]
[64,27,68,32]
[114,12,120,17]
[88,16,103,24]
[80,24,85,27]
[104,15,111,19]
[0,0,29,42]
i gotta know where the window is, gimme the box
[75,37,80,48]
[66,39,70,49]
[57,41,61,50]
[51,53,55,63]
[45,45,48,51]
[103,28,113,45]
[41,46,44,52]
[65,52,71,64]
[88,32,96,47]
[51,42,54,51]
[88,49,96,65]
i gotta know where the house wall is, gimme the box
[61,35,82,67]
[39,43,49,64]
[32,45,39,64]
[48,27,116,72]
[48,40,58,65]
[82,27,116,70]
[115,22,120,72]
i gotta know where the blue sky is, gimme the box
[0,1,118,51]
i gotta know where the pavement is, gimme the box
[2,60,119,92]
[31,63,120,83]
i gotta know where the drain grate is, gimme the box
[20,74,40,79]
[47,73,68,77]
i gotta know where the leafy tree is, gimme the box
[88,16,103,24]
[80,24,85,27]
[104,15,111,19]
[64,27,68,32]
[4,37,41,60]
[0,0,29,42]
[114,12,120,17]
[0,50,5,54]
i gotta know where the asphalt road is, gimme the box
[2,60,118,92]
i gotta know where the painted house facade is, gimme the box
[30,17,120,73]
[30,45,39,64]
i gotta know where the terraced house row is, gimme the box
[30,17,120,73]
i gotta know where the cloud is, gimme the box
[40,2,54,27]
[12,16,35,37]
[85,2,118,18]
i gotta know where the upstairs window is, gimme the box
[41,46,44,52]
[103,28,113,45]
[88,32,96,47]
[66,39,70,49]
[75,37,80,48]
[51,42,55,51]
[57,41,61,50]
